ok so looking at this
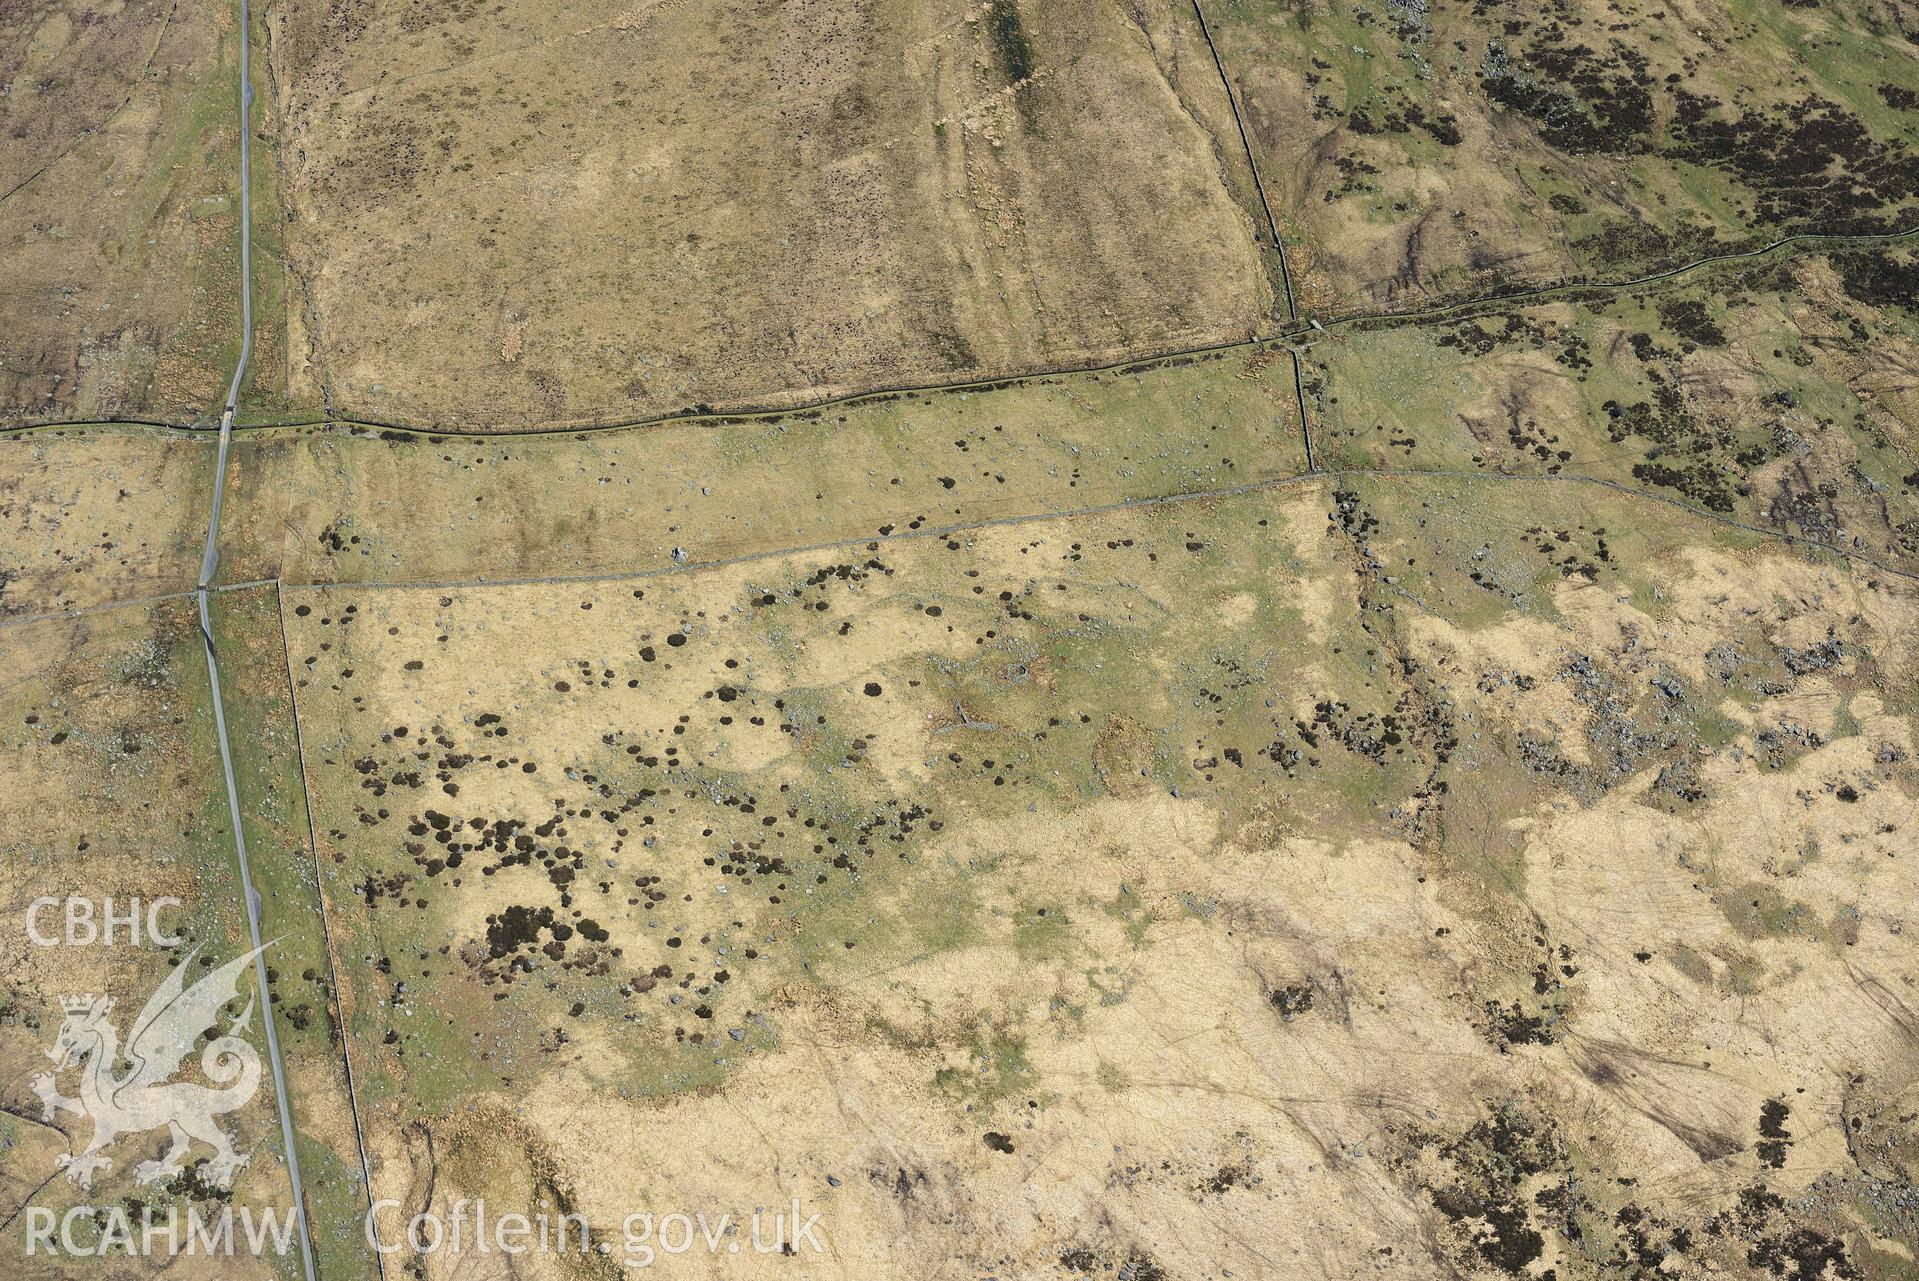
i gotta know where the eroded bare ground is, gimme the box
[278,475,1919,1279]
[8,0,1919,1276]
[3,251,1914,1281]
[262,0,1272,429]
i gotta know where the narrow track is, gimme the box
[258,466,1917,599]
[1187,0,1297,321]
[192,3,320,1277]
[5,458,1911,645]
[6,12,1916,1280]
[6,227,1913,443]
[275,586,388,1281]
[1187,0,1318,472]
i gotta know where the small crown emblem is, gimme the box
[37,949,266,1193]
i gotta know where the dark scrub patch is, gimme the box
[1269,983,1314,1021]
[1757,1099,1791,1169]
[984,0,1033,86]
[1830,250,1919,312]
[1656,298,1727,350]
[1483,1000,1556,1051]
[1420,1103,1562,1275]
[1710,1185,1861,1281]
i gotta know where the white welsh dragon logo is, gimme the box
[31,945,268,1190]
